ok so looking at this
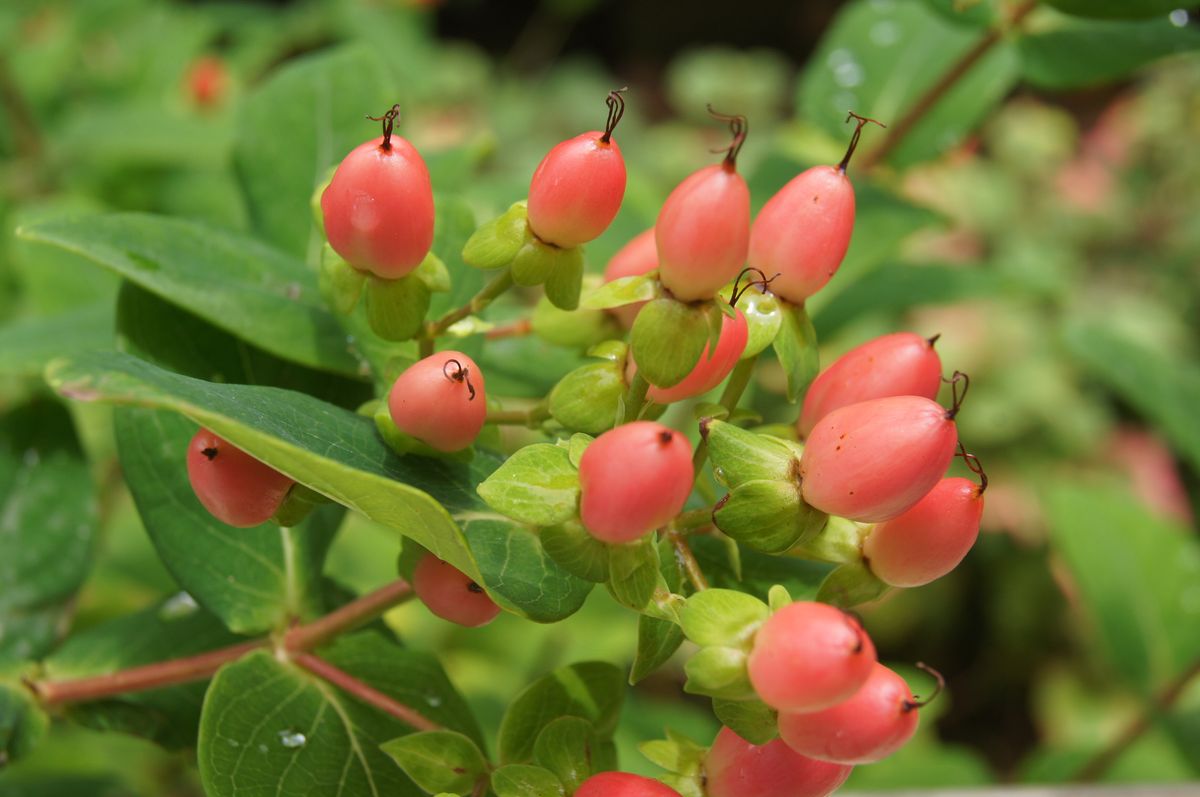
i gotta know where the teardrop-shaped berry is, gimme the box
[799,332,942,437]
[186,429,294,528]
[800,396,957,523]
[575,772,681,797]
[638,308,747,403]
[603,227,657,328]
[778,662,920,764]
[321,126,435,280]
[705,727,853,797]
[527,132,626,248]
[656,163,751,302]
[863,477,984,587]
[412,554,501,627]
[578,421,694,543]
[747,601,876,713]
[387,351,486,453]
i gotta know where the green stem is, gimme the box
[621,371,650,424]
[666,528,710,592]
[486,404,551,427]
[418,336,434,359]
[692,357,756,476]
[424,269,515,341]
[674,507,715,533]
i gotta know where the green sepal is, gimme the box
[817,561,889,608]
[543,246,586,311]
[540,521,610,584]
[587,340,629,362]
[373,403,473,462]
[380,730,489,796]
[491,764,566,797]
[607,536,661,611]
[704,418,803,488]
[712,698,778,745]
[772,300,820,402]
[510,236,561,287]
[718,282,784,359]
[310,165,335,234]
[767,584,792,612]
[678,588,769,649]
[693,402,729,422]
[413,250,452,293]
[566,433,593,468]
[581,272,661,311]
[319,243,367,315]
[271,483,330,528]
[638,729,708,776]
[795,515,867,565]
[463,201,530,270]
[365,273,431,342]
[630,297,711,388]
[683,645,755,701]
[532,716,601,793]
[531,284,621,349]
[548,360,627,436]
[713,480,827,555]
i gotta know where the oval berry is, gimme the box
[321,110,435,279]
[575,772,681,797]
[412,553,500,627]
[705,727,853,797]
[639,308,748,403]
[799,332,942,438]
[747,601,876,713]
[578,421,694,543]
[862,477,984,587]
[603,227,657,328]
[527,133,626,249]
[186,429,294,528]
[388,351,486,453]
[656,163,751,302]
[779,662,921,764]
[800,396,958,523]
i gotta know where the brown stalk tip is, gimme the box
[955,441,988,494]
[600,87,628,144]
[706,104,748,170]
[838,111,887,174]
[366,103,402,150]
[942,370,970,420]
[903,662,946,711]
[926,333,942,347]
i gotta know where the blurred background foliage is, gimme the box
[1,0,1199,794]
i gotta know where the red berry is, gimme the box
[412,554,501,627]
[747,601,876,713]
[185,56,227,108]
[704,727,853,797]
[639,308,748,403]
[321,107,435,279]
[578,421,694,543]
[656,163,750,302]
[603,227,657,328]
[388,351,486,453]
[186,429,294,528]
[778,662,921,764]
[800,396,958,523]
[862,477,984,587]
[575,772,681,797]
[799,332,942,438]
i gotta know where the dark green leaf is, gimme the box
[0,304,114,378]
[0,679,49,767]
[477,444,580,527]
[497,661,624,764]
[380,730,489,795]
[533,716,599,793]
[630,616,685,685]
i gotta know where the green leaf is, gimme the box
[477,444,580,527]
[199,633,482,797]
[631,615,685,685]
[631,298,710,388]
[0,304,114,378]
[705,419,803,488]
[234,45,392,258]
[712,699,778,745]
[43,596,243,749]
[1045,0,1184,20]
[607,538,660,612]
[47,352,590,623]
[541,521,611,584]
[491,765,566,797]
[683,646,754,701]
[1019,13,1200,89]
[581,273,661,311]
[690,537,834,602]
[462,202,530,270]
[714,480,827,555]
[798,0,1019,167]
[114,408,341,634]
[772,301,819,403]
[921,0,996,28]
[380,730,489,795]
[816,562,890,608]
[533,716,599,793]
[0,400,97,665]
[365,273,432,342]
[17,213,362,377]
[0,679,49,767]
[638,730,708,776]
[497,661,624,764]
[549,361,627,436]
[679,589,769,649]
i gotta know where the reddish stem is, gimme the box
[293,652,440,732]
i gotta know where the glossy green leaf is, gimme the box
[679,589,769,649]
[491,765,566,797]
[581,273,661,311]
[380,730,489,796]
[712,699,778,746]
[477,443,580,527]
[17,213,362,377]
[497,661,624,764]
[533,716,599,793]
[772,301,820,403]
[47,352,590,623]
[234,45,393,258]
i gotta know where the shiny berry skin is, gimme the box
[779,663,920,764]
[575,772,681,797]
[799,332,943,438]
[705,727,853,797]
[747,601,876,713]
[578,421,694,543]
[603,227,658,328]
[321,133,435,279]
[387,351,486,453]
[748,165,854,305]
[186,429,294,528]
[656,163,751,302]
[862,477,984,587]
[527,132,626,248]
[412,554,500,627]
[642,308,748,403]
[800,396,958,523]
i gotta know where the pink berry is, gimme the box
[747,601,876,713]
[412,553,501,627]
[862,477,984,587]
[527,91,628,248]
[603,227,657,328]
[799,332,943,438]
[578,421,694,543]
[778,662,923,764]
[321,105,435,279]
[388,351,486,453]
[186,429,294,528]
[575,772,681,797]
[704,727,853,797]
[638,308,748,403]
[800,396,958,523]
